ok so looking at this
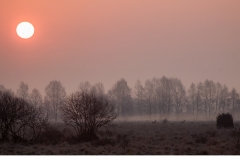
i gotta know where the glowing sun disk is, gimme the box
[16,22,34,39]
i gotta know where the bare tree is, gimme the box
[79,81,105,96]
[150,78,160,119]
[45,80,66,121]
[159,77,174,116]
[29,88,43,111]
[172,78,186,116]
[202,80,216,117]
[60,91,117,140]
[91,82,105,96]
[219,85,229,113]
[133,80,145,118]
[16,81,29,100]
[144,79,155,119]
[0,85,14,95]
[79,81,92,93]
[214,83,222,114]
[187,83,197,115]
[196,82,204,116]
[230,88,239,112]
[142,77,185,119]
[154,78,166,117]
[0,85,6,92]
[0,91,47,142]
[108,79,133,118]
[43,97,51,120]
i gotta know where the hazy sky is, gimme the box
[1,0,240,94]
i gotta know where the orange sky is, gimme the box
[0,0,240,94]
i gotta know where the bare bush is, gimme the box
[60,91,117,141]
[0,91,48,143]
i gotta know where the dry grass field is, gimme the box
[0,120,240,155]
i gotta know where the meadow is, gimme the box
[0,119,240,155]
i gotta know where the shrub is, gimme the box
[0,91,48,143]
[60,91,117,141]
[162,118,168,124]
[216,113,234,128]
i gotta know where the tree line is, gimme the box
[0,81,116,142]
[131,77,240,120]
[0,76,240,121]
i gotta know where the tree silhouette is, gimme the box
[108,78,133,118]
[60,91,117,141]
[0,91,47,142]
[45,80,66,121]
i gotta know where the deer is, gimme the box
[152,120,156,124]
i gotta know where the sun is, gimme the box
[16,22,34,39]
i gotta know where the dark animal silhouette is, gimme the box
[152,120,156,124]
